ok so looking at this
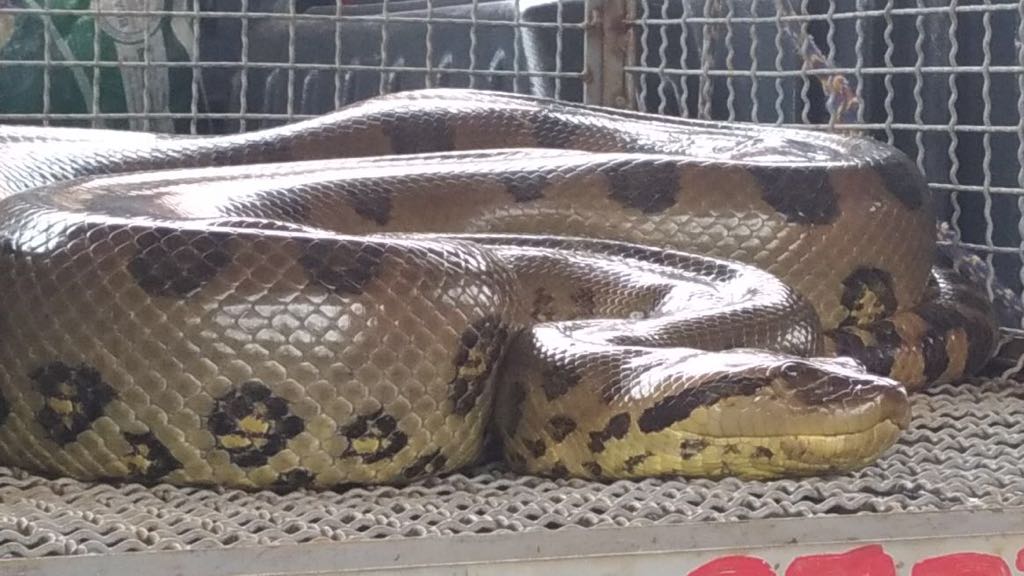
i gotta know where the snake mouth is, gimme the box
[687,358,912,440]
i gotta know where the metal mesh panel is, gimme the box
[1,377,1022,558]
[0,0,588,133]
[628,0,1024,336]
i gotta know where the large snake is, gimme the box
[0,89,999,490]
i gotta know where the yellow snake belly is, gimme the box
[0,89,1000,490]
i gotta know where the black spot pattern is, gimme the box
[623,453,648,473]
[299,241,385,297]
[571,287,598,316]
[875,155,927,210]
[840,267,899,328]
[917,301,996,375]
[346,191,392,225]
[583,461,603,477]
[31,361,115,445]
[402,449,448,480]
[546,415,577,442]
[208,380,304,468]
[754,446,774,459]
[128,228,233,297]
[587,413,631,453]
[750,165,838,225]
[830,324,899,377]
[524,438,547,458]
[383,116,455,154]
[638,377,767,433]
[122,431,182,481]
[497,172,548,202]
[920,330,950,382]
[550,462,571,477]
[339,408,409,464]
[541,364,582,401]
[449,315,511,416]
[680,438,707,460]
[269,468,316,492]
[604,159,680,214]
[503,379,528,438]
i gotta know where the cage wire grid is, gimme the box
[2,0,1024,561]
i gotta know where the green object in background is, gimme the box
[0,0,202,133]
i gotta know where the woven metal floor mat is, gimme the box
[0,377,1021,558]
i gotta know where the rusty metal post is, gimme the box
[583,0,636,108]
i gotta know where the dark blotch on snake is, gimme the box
[604,158,680,214]
[754,446,774,459]
[920,329,950,382]
[550,462,571,477]
[583,461,603,477]
[268,468,316,493]
[840,267,899,328]
[208,380,304,468]
[128,228,233,297]
[571,287,598,316]
[525,438,547,459]
[449,315,510,416]
[345,190,393,225]
[638,377,767,434]
[875,155,927,210]
[121,431,183,482]
[383,115,455,154]
[497,172,549,202]
[587,413,631,453]
[502,379,528,438]
[546,415,577,442]
[829,325,898,378]
[541,364,583,401]
[338,408,409,464]
[402,449,448,480]
[623,453,648,473]
[751,165,838,225]
[680,439,707,460]
[31,361,115,445]
[299,241,385,297]
[916,303,994,376]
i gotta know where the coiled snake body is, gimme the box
[0,89,999,490]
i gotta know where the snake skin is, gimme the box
[0,89,1000,490]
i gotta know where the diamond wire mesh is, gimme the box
[0,0,588,133]
[627,0,1024,338]
[1,0,1024,562]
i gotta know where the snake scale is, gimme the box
[0,89,1000,490]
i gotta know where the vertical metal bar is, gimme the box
[1016,0,1024,329]
[286,0,296,120]
[241,0,250,131]
[189,0,200,135]
[583,0,634,108]
[724,1,736,121]
[41,0,51,126]
[333,0,343,109]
